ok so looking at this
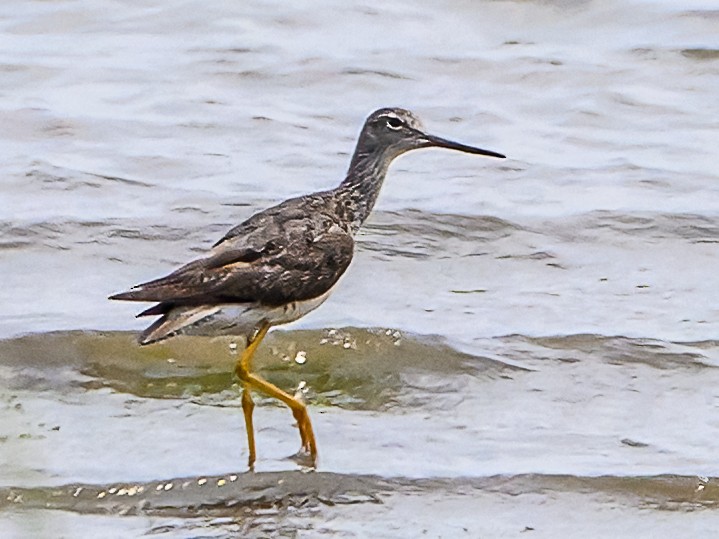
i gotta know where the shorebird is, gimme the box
[110,107,505,468]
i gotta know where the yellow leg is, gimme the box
[234,321,318,467]
[239,325,266,468]
[241,388,256,468]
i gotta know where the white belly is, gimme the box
[181,290,332,338]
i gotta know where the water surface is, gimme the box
[1,0,718,537]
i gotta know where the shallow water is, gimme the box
[1,0,719,537]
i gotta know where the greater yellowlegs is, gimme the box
[110,107,505,467]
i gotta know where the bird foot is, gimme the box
[285,447,317,469]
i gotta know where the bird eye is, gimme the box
[386,116,403,130]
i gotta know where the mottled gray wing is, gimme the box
[109,225,354,308]
[212,195,322,248]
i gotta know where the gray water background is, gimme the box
[1,0,718,537]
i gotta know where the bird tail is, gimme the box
[137,305,220,345]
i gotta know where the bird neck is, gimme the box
[336,143,395,233]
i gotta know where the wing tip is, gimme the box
[109,289,144,301]
[137,303,169,317]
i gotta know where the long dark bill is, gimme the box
[424,133,506,159]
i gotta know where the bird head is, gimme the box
[361,107,506,160]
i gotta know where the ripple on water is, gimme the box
[361,209,521,259]
[497,333,719,370]
[0,328,518,411]
[1,471,717,532]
